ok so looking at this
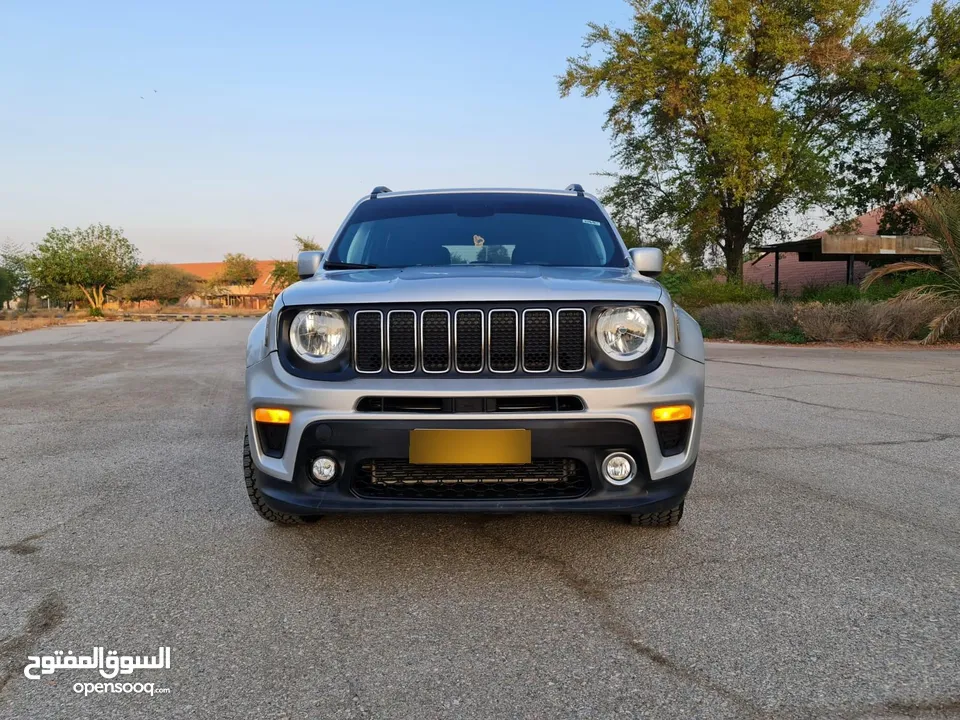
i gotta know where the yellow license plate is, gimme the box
[409,429,531,465]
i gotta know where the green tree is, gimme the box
[268,261,297,291]
[117,265,201,305]
[45,284,87,310]
[0,243,36,309]
[29,225,141,315]
[559,0,876,280]
[269,236,324,290]
[215,253,260,287]
[294,235,322,252]
[0,267,15,308]
[835,1,960,231]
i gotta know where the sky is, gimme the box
[1,0,934,263]
[1,0,635,263]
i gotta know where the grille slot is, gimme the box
[420,310,450,373]
[488,310,519,373]
[354,311,383,373]
[353,458,590,499]
[556,309,587,372]
[455,310,484,372]
[387,311,417,373]
[522,309,552,372]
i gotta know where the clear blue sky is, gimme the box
[1,0,632,262]
[1,1,933,263]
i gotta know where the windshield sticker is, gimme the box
[582,219,602,226]
[473,234,485,247]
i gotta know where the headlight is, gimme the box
[289,310,347,363]
[595,306,656,361]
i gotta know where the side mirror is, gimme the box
[629,247,663,277]
[297,251,324,279]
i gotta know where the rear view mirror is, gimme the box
[297,251,325,279]
[629,247,663,277]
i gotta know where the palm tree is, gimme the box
[861,188,960,343]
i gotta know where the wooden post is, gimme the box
[846,255,854,285]
[774,252,780,298]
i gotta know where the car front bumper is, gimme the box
[245,347,704,514]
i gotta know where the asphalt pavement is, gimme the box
[1,322,958,719]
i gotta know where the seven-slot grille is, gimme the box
[353,308,587,375]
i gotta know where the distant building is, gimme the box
[171,260,280,309]
[745,209,938,296]
[745,251,871,296]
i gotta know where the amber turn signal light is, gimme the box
[652,405,693,423]
[254,408,292,425]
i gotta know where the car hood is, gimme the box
[279,265,663,307]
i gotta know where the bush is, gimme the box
[733,303,798,342]
[696,302,804,342]
[665,273,773,310]
[766,329,808,343]
[799,272,944,304]
[872,296,954,341]
[842,301,885,341]
[862,271,944,301]
[697,297,960,344]
[697,303,745,338]
[798,284,862,304]
[795,302,859,341]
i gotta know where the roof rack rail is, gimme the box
[565,183,585,195]
[370,186,392,198]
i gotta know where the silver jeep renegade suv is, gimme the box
[244,186,705,526]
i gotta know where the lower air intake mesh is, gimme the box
[352,459,590,499]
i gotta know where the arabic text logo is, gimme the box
[24,646,171,680]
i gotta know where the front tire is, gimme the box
[243,432,320,525]
[628,500,684,527]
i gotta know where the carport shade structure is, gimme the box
[752,229,941,297]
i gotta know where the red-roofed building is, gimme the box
[744,209,937,296]
[171,260,281,309]
[744,250,872,296]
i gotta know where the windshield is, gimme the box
[325,193,627,269]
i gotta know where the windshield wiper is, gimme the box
[323,261,380,270]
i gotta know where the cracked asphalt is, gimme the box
[1,322,959,719]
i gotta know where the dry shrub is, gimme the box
[794,298,959,342]
[697,302,801,341]
[697,303,745,338]
[842,301,884,341]
[872,296,957,341]
[795,302,874,341]
[733,302,797,341]
[690,298,960,344]
[795,302,841,341]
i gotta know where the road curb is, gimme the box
[113,315,242,322]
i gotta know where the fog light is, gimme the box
[602,452,636,486]
[310,456,338,483]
